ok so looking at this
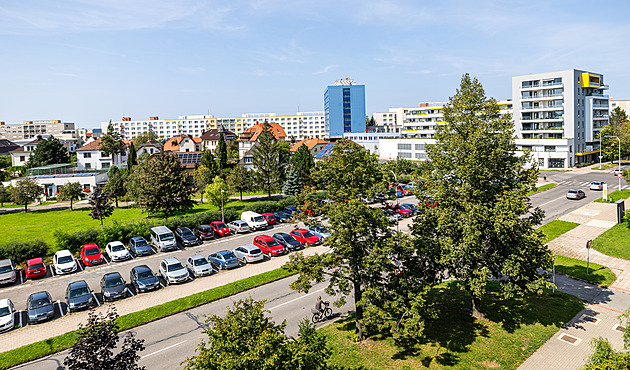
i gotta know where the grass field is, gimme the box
[591,223,630,261]
[594,189,630,203]
[553,255,616,287]
[592,163,618,171]
[322,282,584,369]
[536,220,579,243]
[528,183,557,196]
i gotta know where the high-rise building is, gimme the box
[0,120,75,140]
[324,78,366,138]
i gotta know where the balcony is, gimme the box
[586,93,609,98]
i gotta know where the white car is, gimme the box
[232,244,264,264]
[106,241,132,262]
[228,220,250,234]
[186,254,214,277]
[613,168,624,176]
[0,298,15,332]
[159,257,190,285]
[590,181,604,191]
[53,249,78,275]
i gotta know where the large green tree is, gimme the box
[88,186,114,226]
[127,142,137,172]
[290,143,315,185]
[133,131,159,145]
[417,73,551,317]
[282,167,303,196]
[100,123,125,166]
[26,136,70,168]
[204,175,230,211]
[193,165,215,204]
[600,124,619,163]
[227,134,239,160]
[58,182,83,210]
[227,164,252,201]
[253,125,282,199]
[216,132,228,171]
[201,150,218,174]
[10,178,43,212]
[106,166,127,207]
[129,152,193,219]
[610,106,629,134]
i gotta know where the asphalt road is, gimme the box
[12,276,352,370]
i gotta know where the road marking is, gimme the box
[92,292,100,306]
[57,301,64,317]
[539,195,568,207]
[17,311,22,328]
[141,340,188,359]
[50,266,55,277]
[268,287,326,311]
[127,288,135,297]
[77,262,84,272]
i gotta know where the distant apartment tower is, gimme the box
[324,78,366,138]
[0,120,75,140]
[610,99,630,116]
[102,115,212,140]
[512,69,609,169]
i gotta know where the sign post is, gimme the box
[603,183,608,201]
[586,239,592,274]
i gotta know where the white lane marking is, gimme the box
[77,262,84,272]
[127,288,135,297]
[57,301,64,317]
[92,292,101,306]
[539,195,569,207]
[50,266,55,277]
[268,287,326,311]
[159,282,165,288]
[141,340,188,359]
[17,311,22,328]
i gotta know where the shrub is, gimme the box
[0,240,49,264]
[242,197,296,214]
[53,228,101,254]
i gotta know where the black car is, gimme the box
[130,265,161,293]
[272,232,303,251]
[273,211,292,223]
[128,236,153,257]
[65,280,94,312]
[193,225,214,240]
[400,203,418,214]
[27,291,55,324]
[175,227,199,247]
[283,206,299,215]
[100,272,128,302]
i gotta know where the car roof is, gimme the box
[162,257,181,264]
[261,213,273,215]
[83,243,99,248]
[240,244,258,250]
[132,265,152,273]
[0,298,11,307]
[217,250,233,256]
[292,228,308,232]
[256,235,275,241]
[104,272,122,279]
[197,224,211,228]
[189,254,206,260]
[68,280,88,289]
[27,257,43,265]
[131,236,147,241]
[29,291,50,300]
[55,250,73,257]
[211,221,225,225]
[108,241,125,246]
[274,232,290,237]
[178,226,192,230]
[0,259,12,266]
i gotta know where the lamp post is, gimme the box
[220,189,225,223]
[605,135,622,192]
[389,170,399,234]
[599,130,603,169]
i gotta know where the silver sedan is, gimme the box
[232,244,264,264]
[228,220,250,234]
[186,254,214,277]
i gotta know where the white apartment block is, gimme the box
[0,120,75,141]
[102,116,211,141]
[236,112,326,140]
[610,100,630,116]
[76,138,128,171]
[343,132,401,156]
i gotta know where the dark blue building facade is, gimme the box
[324,82,365,138]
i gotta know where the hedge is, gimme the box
[0,240,49,264]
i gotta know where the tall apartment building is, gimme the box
[512,69,609,168]
[102,115,211,141]
[0,120,75,140]
[324,78,366,138]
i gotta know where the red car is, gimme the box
[261,213,277,225]
[24,258,47,279]
[210,221,231,237]
[387,205,412,218]
[290,229,321,246]
[80,243,104,266]
[253,235,285,257]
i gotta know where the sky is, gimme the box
[1,0,630,129]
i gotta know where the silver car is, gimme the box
[232,244,264,264]
[590,181,604,191]
[228,220,250,234]
[159,257,190,285]
[186,254,214,277]
[0,260,16,286]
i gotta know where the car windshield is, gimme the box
[253,216,265,222]
[267,240,280,247]
[58,256,74,264]
[221,252,236,260]
[303,231,315,238]
[400,184,409,190]
[29,297,51,309]
[160,233,175,241]
[199,227,210,232]
[181,229,193,236]
[69,287,90,299]
[29,263,44,270]
[592,182,602,185]
[214,223,227,229]
[284,235,298,243]
[111,244,125,252]
[134,239,149,247]
[167,263,184,272]
[137,270,154,280]
[250,248,262,254]
[105,277,124,288]
[0,307,10,317]
[194,258,208,266]
[85,248,100,256]
[568,190,577,194]
[0,265,13,273]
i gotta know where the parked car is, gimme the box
[150,226,178,252]
[273,211,292,223]
[210,221,231,237]
[613,168,624,176]
[100,272,128,302]
[566,189,586,200]
[26,291,55,324]
[0,259,16,286]
[130,265,161,293]
[0,299,16,332]
[283,206,299,215]
[383,208,403,221]
[241,211,268,230]
[385,204,413,218]
[272,232,303,251]
[228,220,250,234]
[208,250,240,270]
[232,244,264,264]
[306,224,332,239]
[193,225,214,240]
[261,213,277,225]
[24,258,47,279]
[175,227,199,247]
[590,181,604,191]
[186,254,214,277]
[129,236,153,257]
[106,241,132,262]
[159,257,190,285]
[290,229,321,246]
[65,280,94,312]
[53,250,78,275]
[253,235,286,257]
[80,243,104,266]
[400,203,418,215]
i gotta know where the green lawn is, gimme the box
[528,183,557,196]
[553,255,616,287]
[322,282,584,369]
[595,189,630,203]
[591,223,630,260]
[592,163,618,171]
[536,220,579,243]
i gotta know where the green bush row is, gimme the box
[0,240,48,264]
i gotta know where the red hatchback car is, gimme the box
[24,258,47,279]
[387,205,412,218]
[261,213,277,225]
[210,221,231,237]
[80,243,104,266]
[290,229,321,246]
[253,235,285,257]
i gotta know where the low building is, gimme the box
[0,139,19,157]
[290,138,330,157]
[76,138,128,171]
[343,132,400,156]
[200,126,236,153]
[238,122,287,159]
[136,142,163,157]
[10,137,42,167]
[163,135,202,152]
[7,171,108,198]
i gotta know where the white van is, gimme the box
[150,226,178,252]
[240,211,269,230]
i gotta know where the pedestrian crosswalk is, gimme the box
[554,179,630,189]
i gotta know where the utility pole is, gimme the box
[606,135,622,191]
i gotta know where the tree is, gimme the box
[88,186,114,226]
[600,124,619,163]
[58,182,83,210]
[290,143,315,185]
[64,306,145,370]
[129,152,193,220]
[583,338,630,369]
[282,167,303,196]
[417,73,551,317]
[127,142,137,172]
[610,106,629,134]
[204,175,230,210]
[0,183,6,206]
[133,131,159,145]
[106,166,127,207]
[227,165,252,201]
[201,150,218,174]
[183,298,330,370]
[253,126,282,200]
[26,136,70,168]
[227,135,239,161]
[10,178,43,212]
[193,165,214,203]
[100,123,125,166]
[216,132,228,171]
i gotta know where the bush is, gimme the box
[53,228,102,254]
[0,240,49,264]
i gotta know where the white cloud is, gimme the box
[313,64,338,75]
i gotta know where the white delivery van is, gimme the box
[240,211,269,230]
[150,226,178,252]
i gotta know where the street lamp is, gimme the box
[389,170,399,234]
[605,135,622,192]
[599,130,603,169]
[220,189,225,223]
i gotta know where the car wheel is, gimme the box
[242,258,247,265]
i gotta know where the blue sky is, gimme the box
[1,0,629,128]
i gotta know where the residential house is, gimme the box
[0,139,19,157]
[200,125,235,153]
[238,122,287,159]
[164,135,202,153]
[136,142,163,157]
[76,138,128,171]
[10,137,42,166]
[290,138,330,157]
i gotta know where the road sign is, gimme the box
[618,174,623,178]
[603,183,608,200]
[599,156,604,160]
[586,239,592,249]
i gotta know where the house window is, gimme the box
[85,163,91,169]
[20,155,25,162]
[83,152,91,158]
[102,162,110,169]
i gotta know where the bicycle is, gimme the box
[311,301,332,323]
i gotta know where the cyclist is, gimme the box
[315,296,323,313]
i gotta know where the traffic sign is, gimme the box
[618,174,623,178]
